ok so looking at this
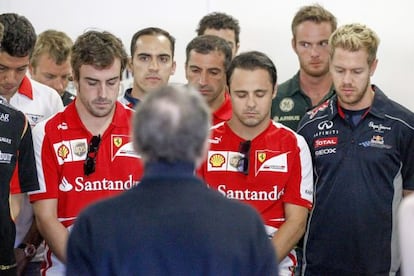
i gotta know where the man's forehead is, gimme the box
[0,51,30,68]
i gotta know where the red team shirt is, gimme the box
[212,92,232,125]
[29,101,143,274]
[198,120,313,273]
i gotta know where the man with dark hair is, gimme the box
[67,84,278,276]
[0,19,39,276]
[0,99,39,276]
[198,51,313,275]
[0,13,64,276]
[185,35,232,125]
[271,4,337,130]
[196,12,240,58]
[29,30,143,275]
[119,27,176,108]
[29,29,75,106]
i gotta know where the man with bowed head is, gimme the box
[29,30,143,275]
[67,84,278,276]
[198,51,313,275]
[298,23,414,275]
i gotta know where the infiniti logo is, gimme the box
[318,120,333,130]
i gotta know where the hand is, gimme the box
[14,248,30,276]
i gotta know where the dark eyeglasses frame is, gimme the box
[237,140,251,175]
[84,135,101,176]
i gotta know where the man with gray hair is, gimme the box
[66,85,278,276]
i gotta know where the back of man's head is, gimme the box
[133,85,211,164]
[30,29,73,67]
[0,13,36,57]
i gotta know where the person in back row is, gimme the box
[271,4,337,130]
[30,29,75,106]
[196,11,240,58]
[119,27,176,108]
[185,35,232,125]
[67,84,278,276]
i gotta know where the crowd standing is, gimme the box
[0,4,413,276]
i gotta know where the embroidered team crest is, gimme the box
[254,150,289,176]
[113,137,123,147]
[111,134,140,161]
[258,152,266,162]
[57,144,70,160]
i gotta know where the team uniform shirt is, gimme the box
[297,86,414,275]
[29,101,144,275]
[119,88,139,108]
[271,71,335,130]
[9,76,64,263]
[0,97,39,268]
[198,120,313,275]
[10,76,64,127]
[213,92,232,125]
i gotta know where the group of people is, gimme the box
[1,4,413,276]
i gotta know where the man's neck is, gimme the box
[227,118,271,141]
[209,90,226,113]
[0,89,18,103]
[130,85,145,101]
[299,70,332,106]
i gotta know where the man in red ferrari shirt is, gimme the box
[198,51,313,276]
[29,30,143,275]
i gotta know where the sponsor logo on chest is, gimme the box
[207,149,289,176]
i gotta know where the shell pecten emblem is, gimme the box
[209,153,225,168]
[57,144,70,160]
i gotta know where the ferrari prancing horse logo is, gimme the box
[113,137,122,147]
[258,152,266,163]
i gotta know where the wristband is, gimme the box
[17,243,36,258]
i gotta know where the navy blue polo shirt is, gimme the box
[297,86,414,275]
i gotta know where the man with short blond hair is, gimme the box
[30,29,75,106]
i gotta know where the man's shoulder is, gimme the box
[0,99,26,125]
[297,99,334,132]
[276,76,299,98]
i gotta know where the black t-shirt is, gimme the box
[0,98,39,266]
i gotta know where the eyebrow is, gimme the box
[84,76,119,82]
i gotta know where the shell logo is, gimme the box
[57,144,70,160]
[209,153,225,168]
